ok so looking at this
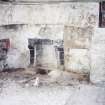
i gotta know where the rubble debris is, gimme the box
[33,77,40,87]
[19,75,36,84]
[2,68,25,73]
[0,67,90,88]
[36,68,48,75]
[48,70,89,85]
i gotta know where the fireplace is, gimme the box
[28,38,64,70]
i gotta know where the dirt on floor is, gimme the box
[0,68,105,105]
[0,67,90,87]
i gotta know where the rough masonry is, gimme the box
[0,2,104,83]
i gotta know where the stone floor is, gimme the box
[0,69,105,105]
[0,80,105,105]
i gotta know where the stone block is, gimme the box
[90,28,105,83]
[65,49,90,73]
[64,26,93,49]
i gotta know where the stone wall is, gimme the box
[63,4,98,79]
[0,24,63,69]
[90,28,105,83]
[0,3,98,25]
[0,2,105,83]
[64,26,93,73]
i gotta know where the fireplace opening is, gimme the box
[28,38,64,71]
[0,39,10,71]
[28,40,35,65]
[30,48,34,65]
[58,47,64,65]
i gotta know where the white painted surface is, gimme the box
[90,28,105,83]
[0,80,105,105]
[0,2,105,83]
[0,25,63,68]
[0,3,98,26]
[65,49,90,73]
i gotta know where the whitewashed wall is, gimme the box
[0,24,63,69]
[0,3,98,25]
[90,28,105,83]
[0,2,105,83]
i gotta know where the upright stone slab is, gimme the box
[64,26,92,74]
[90,28,105,83]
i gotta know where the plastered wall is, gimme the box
[0,24,63,69]
[0,2,105,83]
